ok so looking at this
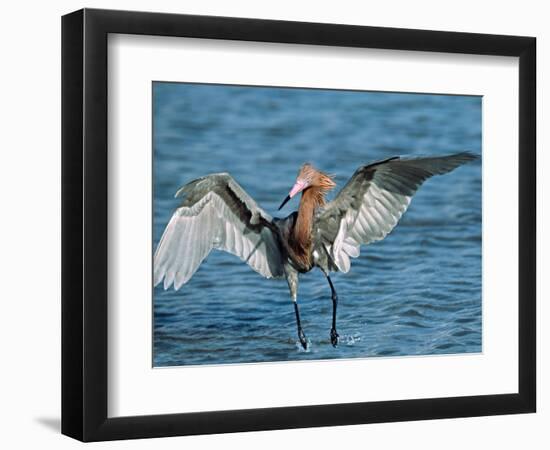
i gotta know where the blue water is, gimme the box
[153,82,482,367]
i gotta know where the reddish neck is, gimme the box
[293,187,324,250]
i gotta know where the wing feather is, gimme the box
[154,173,284,290]
[316,152,478,273]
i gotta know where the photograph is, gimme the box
[152,82,482,367]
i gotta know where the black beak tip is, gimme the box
[278,195,291,211]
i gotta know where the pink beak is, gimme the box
[278,180,307,210]
[289,180,307,198]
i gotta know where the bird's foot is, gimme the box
[330,328,339,347]
[298,328,308,350]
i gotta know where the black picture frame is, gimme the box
[61,8,536,442]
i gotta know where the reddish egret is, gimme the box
[154,152,477,349]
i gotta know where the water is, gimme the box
[153,82,482,367]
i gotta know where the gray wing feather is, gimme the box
[154,173,284,290]
[316,152,478,273]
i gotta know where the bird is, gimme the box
[153,152,478,350]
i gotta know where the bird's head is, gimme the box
[278,163,336,210]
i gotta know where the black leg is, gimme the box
[326,275,339,347]
[294,302,308,350]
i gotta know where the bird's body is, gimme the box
[154,152,477,349]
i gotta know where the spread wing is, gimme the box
[154,173,284,290]
[316,152,478,273]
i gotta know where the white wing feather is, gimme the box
[331,178,412,272]
[320,152,477,273]
[154,176,283,290]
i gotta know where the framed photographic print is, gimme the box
[61,8,536,442]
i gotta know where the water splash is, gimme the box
[295,338,313,353]
[343,333,362,346]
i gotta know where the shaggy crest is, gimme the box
[297,163,336,206]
